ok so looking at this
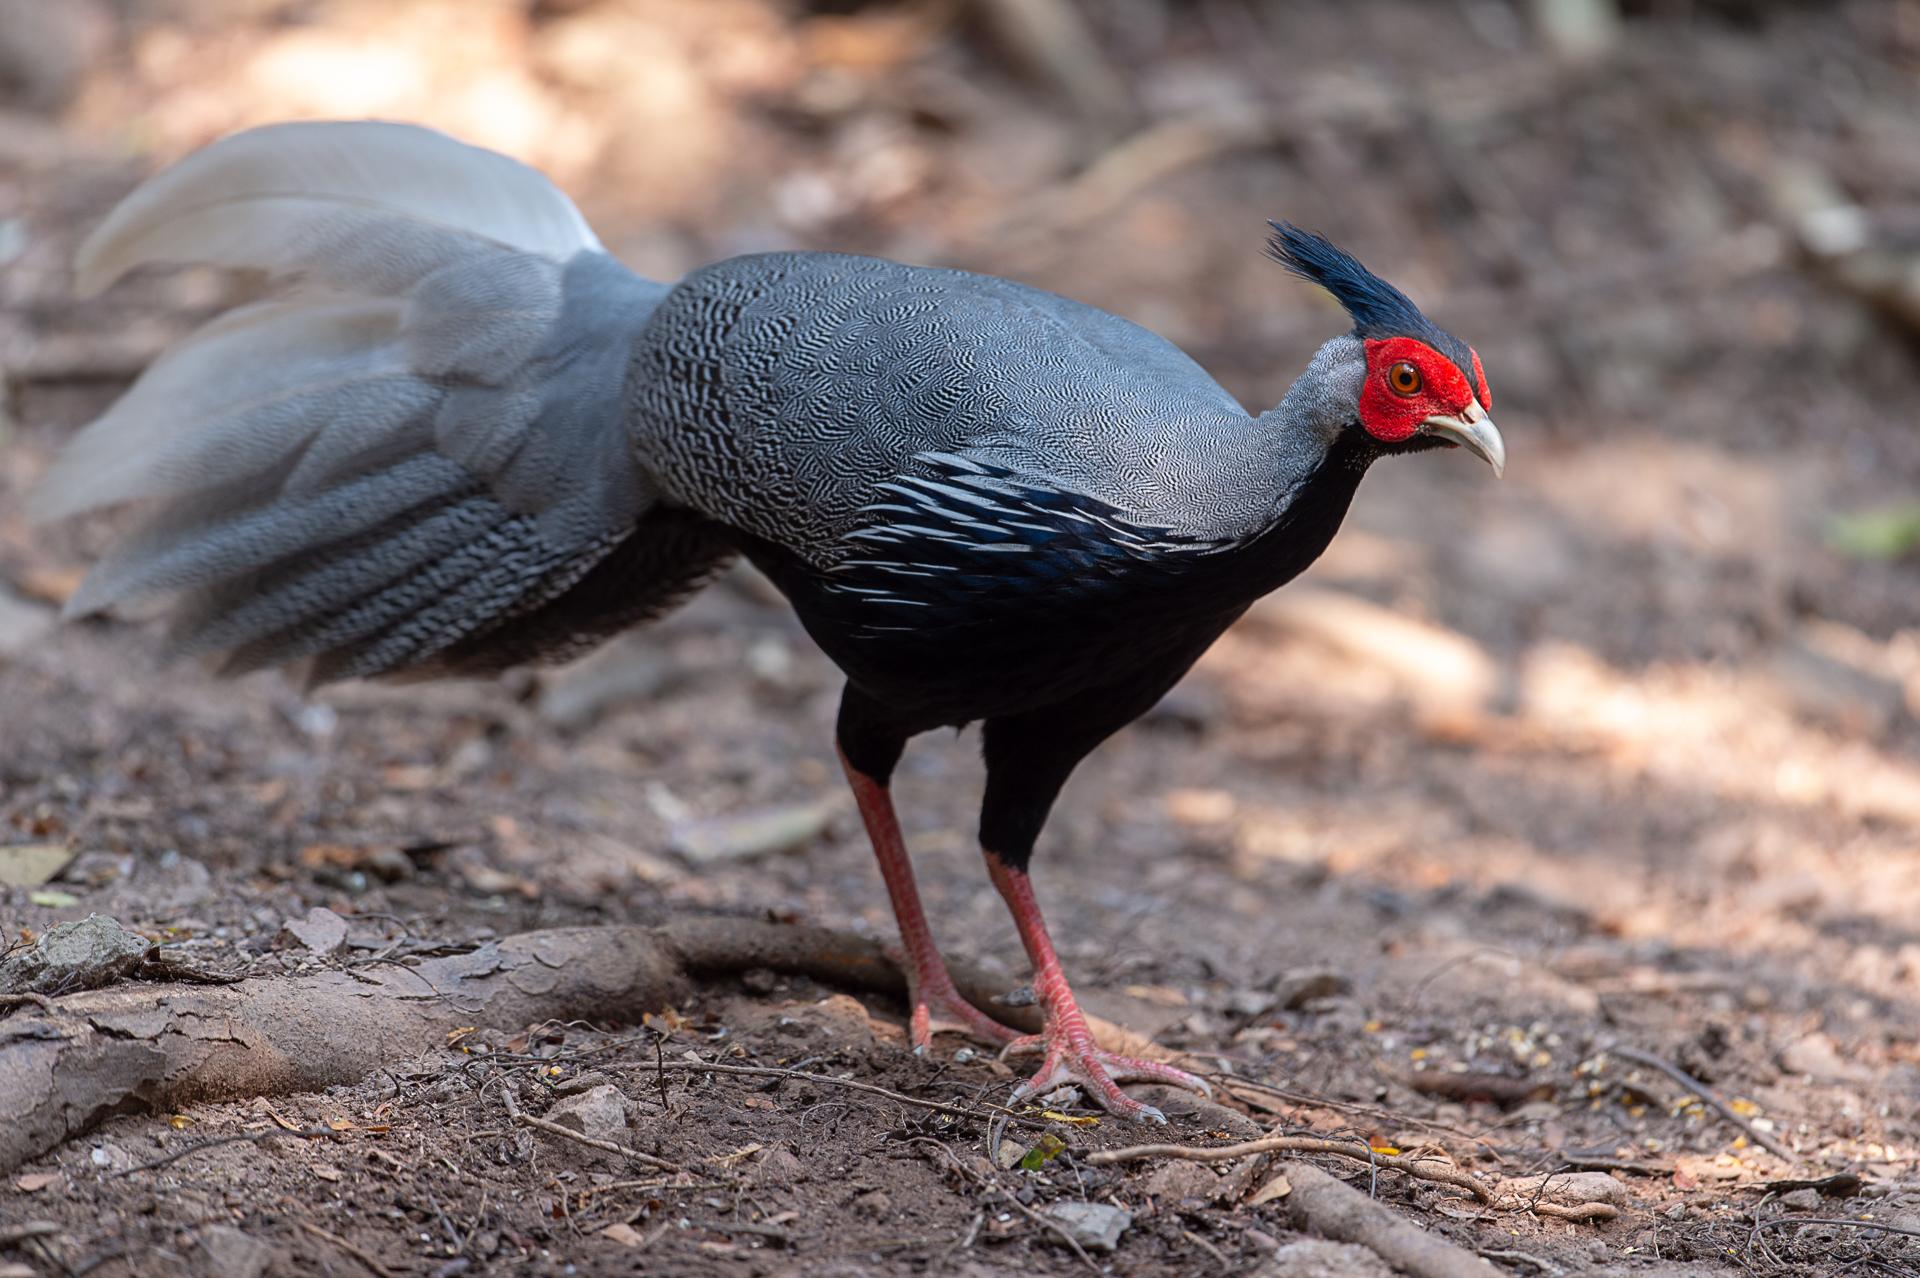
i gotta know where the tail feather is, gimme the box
[169,489,499,663]
[36,121,702,684]
[70,453,465,616]
[74,121,600,297]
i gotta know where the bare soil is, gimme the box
[6,2,1920,1276]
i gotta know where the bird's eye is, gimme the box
[1387,362,1422,396]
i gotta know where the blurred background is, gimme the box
[4,0,1920,1240]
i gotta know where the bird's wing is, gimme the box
[817,450,1214,638]
[629,252,1251,561]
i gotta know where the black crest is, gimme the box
[1265,221,1471,373]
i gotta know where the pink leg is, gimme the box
[986,856,1212,1123]
[840,750,1019,1052]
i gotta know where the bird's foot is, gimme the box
[897,959,1021,1054]
[1001,1022,1212,1123]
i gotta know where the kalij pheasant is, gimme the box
[35,122,1505,1122]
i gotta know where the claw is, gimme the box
[1006,1035,1211,1122]
[901,964,1022,1054]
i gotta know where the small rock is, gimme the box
[1778,1033,1869,1082]
[280,906,350,956]
[1268,968,1353,1010]
[1779,1188,1821,1211]
[1125,1085,1264,1137]
[750,1146,806,1185]
[1259,1239,1397,1278]
[1499,1170,1627,1208]
[201,1224,275,1278]
[0,586,55,657]
[1040,1201,1130,1253]
[0,914,150,996]
[87,1143,134,1172]
[1141,1161,1218,1203]
[994,1139,1030,1171]
[667,795,841,863]
[545,1085,632,1146]
[852,1188,892,1217]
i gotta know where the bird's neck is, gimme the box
[1186,417,1372,602]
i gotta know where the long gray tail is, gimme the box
[34,121,723,685]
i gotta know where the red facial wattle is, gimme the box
[1356,336,1481,443]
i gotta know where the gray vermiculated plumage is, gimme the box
[39,121,1391,693]
[628,251,1338,564]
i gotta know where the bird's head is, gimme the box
[1266,221,1504,477]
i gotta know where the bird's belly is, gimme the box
[745,542,1239,729]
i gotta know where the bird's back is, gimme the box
[628,251,1254,562]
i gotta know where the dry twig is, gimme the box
[1089,1133,1493,1204]
[632,1058,1046,1131]
[1607,1045,1797,1162]
[502,1090,681,1173]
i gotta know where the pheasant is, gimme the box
[35,122,1504,1122]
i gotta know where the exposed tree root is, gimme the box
[1273,1162,1498,1278]
[0,917,1078,1174]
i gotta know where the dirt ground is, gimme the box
[7,1,1920,1275]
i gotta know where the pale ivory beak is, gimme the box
[1422,400,1505,478]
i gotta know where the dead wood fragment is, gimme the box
[1088,1134,1493,1204]
[1274,1162,1497,1278]
[0,917,1066,1174]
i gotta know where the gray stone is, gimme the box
[1779,1032,1870,1082]
[545,1084,632,1145]
[1040,1201,1130,1253]
[1270,968,1353,1010]
[201,1224,275,1278]
[1258,1239,1397,1278]
[280,906,349,956]
[0,914,149,995]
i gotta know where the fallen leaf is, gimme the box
[601,1222,646,1247]
[1370,1144,1401,1156]
[167,1115,194,1130]
[1248,1173,1292,1206]
[1017,1132,1068,1171]
[14,1173,58,1193]
[446,1027,479,1047]
[668,796,841,863]
[27,889,79,908]
[0,843,71,888]
[1041,1111,1099,1126]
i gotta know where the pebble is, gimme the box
[1041,1201,1130,1253]
[544,1085,632,1146]
[280,906,349,956]
[1258,1239,1396,1277]
[200,1224,275,1278]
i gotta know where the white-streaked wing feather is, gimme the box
[75,120,601,296]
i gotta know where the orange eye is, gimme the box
[1388,361,1422,396]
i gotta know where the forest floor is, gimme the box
[6,2,1920,1276]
